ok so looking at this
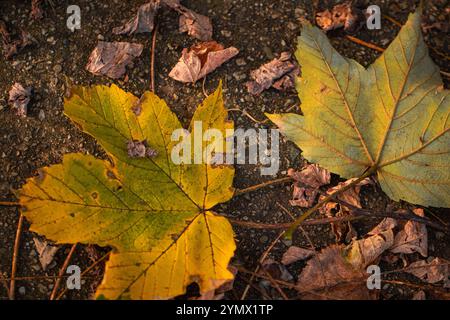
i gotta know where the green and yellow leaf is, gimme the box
[19,83,236,299]
[267,10,450,207]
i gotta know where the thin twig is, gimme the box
[228,107,269,124]
[228,214,362,229]
[345,35,385,52]
[261,269,289,300]
[234,177,292,197]
[56,250,111,300]
[150,23,158,92]
[382,279,450,298]
[240,231,285,300]
[382,13,402,27]
[49,244,77,300]
[9,213,23,300]
[0,201,20,207]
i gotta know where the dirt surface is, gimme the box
[0,0,449,300]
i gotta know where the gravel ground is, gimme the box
[0,0,449,300]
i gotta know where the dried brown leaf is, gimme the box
[33,237,59,271]
[246,52,299,95]
[281,246,315,265]
[296,245,375,300]
[406,258,449,286]
[288,164,330,208]
[8,83,32,117]
[346,218,396,269]
[315,1,363,32]
[86,41,144,79]
[113,1,160,35]
[169,41,238,83]
[391,208,428,257]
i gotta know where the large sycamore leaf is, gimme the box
[19,83,236,299]
[267,10,450,207]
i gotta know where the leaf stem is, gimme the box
[233,177,293,197]
[9,213,24,300]
[284,166,377,239]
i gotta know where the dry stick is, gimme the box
[261,269,289,300]
[276,202,316,249]
[56,250,111,300]
[240,231,285,300]
[0,201,20,206]
[234,177,292,197]
[49,244,77,300]
[150,23,158,92]
[9,213,23,300]
[345,35,385,52]
[228,214,362,229]
[285,167,377,239]
[327,194,448,232]
[228,108,269,125]
[237,266,296,289]
[382,279,450,298]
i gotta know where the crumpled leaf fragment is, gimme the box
[246,52,300,95]
[346,218,397,269]
[127,140,158,158]
[113,1,160,35]
[281,246,315,265]
[162,0,212,41]
[0,21,34,59]
[390,208,428,257]
[33,237,59,271]
[8,83,32,117]
[288,164,330,208]
[320,178,371,242]
[296,245,376,300]
[406,258,449,287]
[267,10,450,208]
[260,258,293,282]
[19,83,236,300]
[315,1,363,32]
[86,41,144,79]
[169,41,239,83]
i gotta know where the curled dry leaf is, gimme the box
[296,245,376,300]
[315,1,363,32]
[391,208,428,257]
[246,52,299,95]
[346,218,397,269]
[281,246,315,265]
[162,0,212,41]
[406,258,449,286]
[288,164,330,208]
[33,237,59,271]
[169,41,239,83]
[260,258,293,282]
[320,177,371,242]
[8,83,32,117]
[86,41,144,79]
[0,20,34,59]
[113,1,160,35]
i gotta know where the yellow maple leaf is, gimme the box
[19,83,236,299]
